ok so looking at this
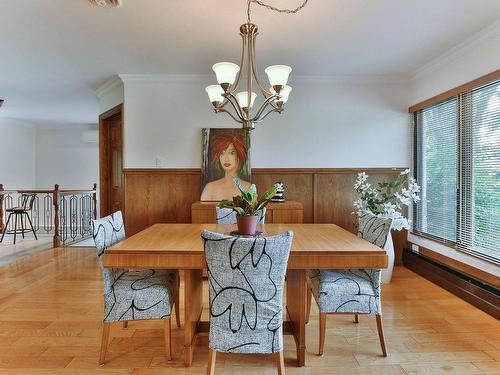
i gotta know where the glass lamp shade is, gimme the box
[265,65,292,86]
[212,62,240,85]
[236,91,257,109]
[271,85,292,103]
[205,85,224,104]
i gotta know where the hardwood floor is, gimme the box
[0,247,498,374]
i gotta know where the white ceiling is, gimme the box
[1,0,500,124]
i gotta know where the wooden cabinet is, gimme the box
[191,201,303,224]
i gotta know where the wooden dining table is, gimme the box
[103,223,387,367]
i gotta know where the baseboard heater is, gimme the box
[402,249,499,320]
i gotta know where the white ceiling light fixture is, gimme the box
[205,0,308,131]
[88,0,122,8]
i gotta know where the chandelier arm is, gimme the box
[249,28,272,97]
[217,108,244,124]
[224,92,247,121]
[253,107,279,123]
[250,94,280,122]
[230,33,247,94]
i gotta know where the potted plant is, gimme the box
[353,169,421,283]
[219,177,278,235]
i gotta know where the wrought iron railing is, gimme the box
[0,183,97,247]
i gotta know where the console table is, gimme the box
[191,200,303,224]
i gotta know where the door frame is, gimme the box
[99,103,124,218]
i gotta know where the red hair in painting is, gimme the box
[212,134,247,172]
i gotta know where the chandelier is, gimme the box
[88,0,122,8]
[205,0,308,131]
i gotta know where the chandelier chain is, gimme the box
[247,0,309,22]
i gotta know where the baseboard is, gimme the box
[403,249,499,319]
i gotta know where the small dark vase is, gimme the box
[236,215,259,235]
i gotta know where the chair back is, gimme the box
[202,229,293,354]
[92,211,126,294]
[357,212,392,287]
[216,207,266,225]
[357,212,392,248]
[20,193,36,211]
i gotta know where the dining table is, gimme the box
[103,223,388,367]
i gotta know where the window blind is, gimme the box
[459,80,500,262]
[413,78,500,264]
[415,98,458,242]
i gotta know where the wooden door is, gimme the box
[99,105,123,217]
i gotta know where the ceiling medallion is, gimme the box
[205,0,308,131]
[88,0,122,8]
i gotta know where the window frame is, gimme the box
[410,71,500,265]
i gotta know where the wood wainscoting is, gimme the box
[123,167,409,263]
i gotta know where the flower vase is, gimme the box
[381,229,395,283]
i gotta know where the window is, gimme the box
[413,78,500,264]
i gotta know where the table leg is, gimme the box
[286,269,306,367]
[183,269,203,367]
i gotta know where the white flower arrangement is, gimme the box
[353,169,421,230]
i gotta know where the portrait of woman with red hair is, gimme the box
[201,129,251,201]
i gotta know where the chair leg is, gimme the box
[319,312,327,356]
[20,213,25,239]
[275,351,285,375]
[375,314,387,357]
[354,314,359,323]
[175,291,181,328]
[207,348,216,375]
[306,287,312,324]
[122,321,128,328]
[99,322,111,365]
[163,318,172,361]
[25,213,37,240]
[0,213,12,243]
[13,213,18,245]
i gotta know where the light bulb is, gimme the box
[236,92,257,109]
[212,62,240,86]
[271,85,292,103]
[265,65,292,87]
[205,85,224,104]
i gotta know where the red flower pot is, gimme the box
[236,215,259,235]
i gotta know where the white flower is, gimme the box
[395,192,411,206]
[401,168,410,175]
[355,172,369,189]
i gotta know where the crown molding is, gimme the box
[119,74,211,83]
[411,19,500,81]
[119,73,409,85]
[95,75,123,98]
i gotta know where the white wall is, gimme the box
[123,76,410,169]
[35,125,99,190]
[96,76,124,115]
[410,22,500,104]
[0,118,36,189]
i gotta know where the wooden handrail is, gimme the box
[59,190,97,195]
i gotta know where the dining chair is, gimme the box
[92,211,180,365]
[0,193,37,244]
[215,207,266,224]
[201,229,294,375]
[306,212,392,357]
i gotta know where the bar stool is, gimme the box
[0,193,38,244]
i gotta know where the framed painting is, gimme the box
[200,128,251,201]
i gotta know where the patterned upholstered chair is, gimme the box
[202,229,294,375]
[215,207,266,225]
[306,212,391,357]
[92,211,180,364]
